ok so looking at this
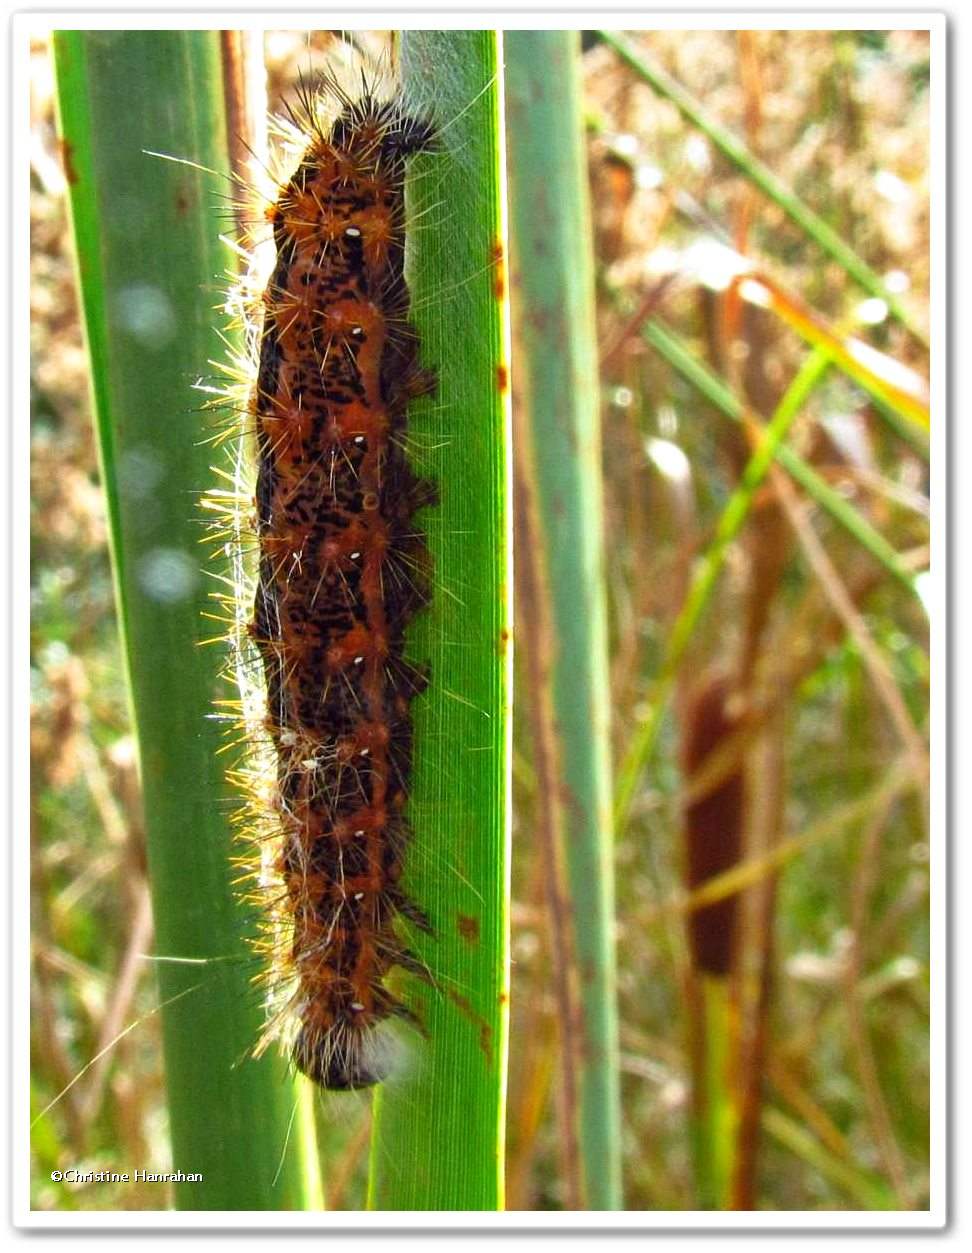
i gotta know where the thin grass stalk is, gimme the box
[643,311,929,471]
[366,30,512,1211]
[52,29,320,1209]
[728,272,929,431]
[767,465,930,809]
[761,1108,897,1209]
[642,319,925,594]
[674,545,925,821]
[843,790,912,1204]
[505,29,623,1211]
[615,349,831,836]
[649,761,916,926]
[597,31,927,347]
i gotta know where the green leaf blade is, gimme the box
[505,29,623,1210]
[367,30,512,1212]
[52,29,320,1211]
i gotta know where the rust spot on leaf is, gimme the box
[491,237,505,300]
[457,913,480,943]
[446,988,494,1066]
[496,363,509,393]
[58,139,79,186]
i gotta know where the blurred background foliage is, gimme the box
[31,28,930,1211]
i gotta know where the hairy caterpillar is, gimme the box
[208,66,440,1091]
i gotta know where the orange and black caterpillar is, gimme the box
[246,76,438,1090]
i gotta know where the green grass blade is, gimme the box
[643,314,928,462]
[762,1108,897,1209]
[733,274,929,431]
[52,29,320,1210]
[660,762,915,922]
[367,30,512,1211]
[614,349,831,836]
[505,30,623,1210]
[598,31,927,347]
[642,319,924,598]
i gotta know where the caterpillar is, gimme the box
[209,67,439,1091]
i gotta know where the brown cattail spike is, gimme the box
[679,673,745,977]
